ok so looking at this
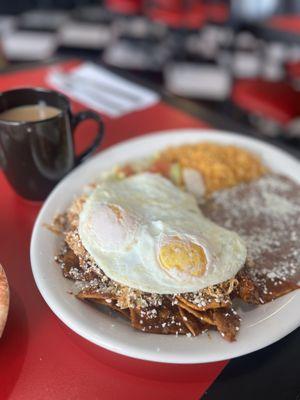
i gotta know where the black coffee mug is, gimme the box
[0,88,104,201]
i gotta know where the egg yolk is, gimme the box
[159,237,207,277]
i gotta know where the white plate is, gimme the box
[30,129,300,364]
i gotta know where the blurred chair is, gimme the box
[105,0,142,14]
[144,0,230,29]
[232,79,300,124]
[203,0,229,23]
[232,79,300,137]
[266,15,300,35]
[145,0,206,29]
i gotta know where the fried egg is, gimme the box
[78,173,246,294]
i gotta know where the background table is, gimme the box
[0,59,299,400]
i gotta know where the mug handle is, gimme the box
[72,110,104,165]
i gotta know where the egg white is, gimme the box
[78,173,246,294]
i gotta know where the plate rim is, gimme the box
[30,128,300,364]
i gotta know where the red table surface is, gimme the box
[0,60,227,400]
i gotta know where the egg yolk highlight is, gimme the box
[159,237,207,277]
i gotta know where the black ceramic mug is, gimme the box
[0,88,104,201]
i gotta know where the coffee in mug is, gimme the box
[0,88,104,201]
[0,103,61,122]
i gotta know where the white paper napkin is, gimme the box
[47,62,160,118]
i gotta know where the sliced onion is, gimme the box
[182,168,206,202]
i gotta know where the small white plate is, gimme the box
[30,129,300,364]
